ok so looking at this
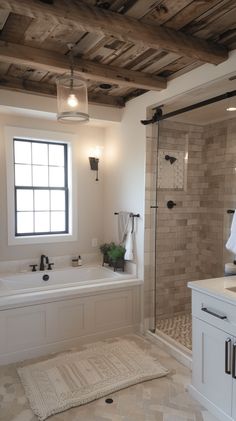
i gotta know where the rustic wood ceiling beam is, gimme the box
[0,41,166,91]
[0,10,9,30]
[0,0,228,64]
[0,75,125,107]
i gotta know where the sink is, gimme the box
[226,286,236,293]
[224,279,236,292]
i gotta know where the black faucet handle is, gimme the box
[29,264,38,272]
[47,262,54,270]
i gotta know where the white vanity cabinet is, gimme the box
[189,284,236,421]
[192,318,232,418]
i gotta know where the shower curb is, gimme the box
[145,330,192,369]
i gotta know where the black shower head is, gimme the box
[165,155,177,165]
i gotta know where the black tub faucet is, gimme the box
[40,255,49,271]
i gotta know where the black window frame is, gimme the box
[13,138,69,237]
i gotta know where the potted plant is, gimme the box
[100,242,115,266]
[108,244,126,272]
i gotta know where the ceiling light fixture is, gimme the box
[226,107,236,112]
[56,48,89,123]
[99,83,112,90]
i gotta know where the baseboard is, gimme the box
[146,330,192,369]
[188,385,232,421]
[0,324,140,366]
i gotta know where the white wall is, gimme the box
[103,49,236,282]
[104,101,146,279]
[0,113,106,262]
[0,90,123,124]
[0,49,235,274]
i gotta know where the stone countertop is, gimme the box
[188,276,236,306]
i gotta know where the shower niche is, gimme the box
[157,149,187,190]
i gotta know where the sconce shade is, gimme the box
[57,73,89,123]
[89,157,99,181]
[89,157,99,171]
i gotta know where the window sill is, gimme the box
[8,233,77,246]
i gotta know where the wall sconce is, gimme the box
[89,146,102,181]
[89,156,99,181]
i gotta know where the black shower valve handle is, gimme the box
[167,200,176,209]
[165,154,177,165]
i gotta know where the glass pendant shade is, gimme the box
[57,73,89,123]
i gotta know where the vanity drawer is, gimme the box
[192,290,236,335]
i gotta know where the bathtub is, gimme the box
[0,265,140,309]
[0,265,142,364]
[0,265,134,292]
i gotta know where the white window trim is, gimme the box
[5,126,77,245]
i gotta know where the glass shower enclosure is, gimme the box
[146,113,236,351]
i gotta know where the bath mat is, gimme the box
[17,339,169,420]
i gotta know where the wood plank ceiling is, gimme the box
[0,0,234,108]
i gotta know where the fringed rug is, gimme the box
[18,339,169,420]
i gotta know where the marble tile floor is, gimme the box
[0,334,218,421]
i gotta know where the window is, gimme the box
[5,127,77,245]
[14,139,69,236]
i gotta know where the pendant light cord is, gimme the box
[68,45,74,90]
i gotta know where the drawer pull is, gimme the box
[225,339,232,375]
[233,344,236,379]
[201,307,227,320]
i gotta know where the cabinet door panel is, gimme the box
[46,298,88,341]
[92,290,133,332]
[192,318,232,416]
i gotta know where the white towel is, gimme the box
[124,228,134,261]
[226,211,236,255]
[118,211,130,244]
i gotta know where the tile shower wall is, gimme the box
[144,118,236,325]
[198,122,227,278]
[154,121,204,320]
[200,118,236,277]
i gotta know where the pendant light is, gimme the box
[56,50,89,123]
